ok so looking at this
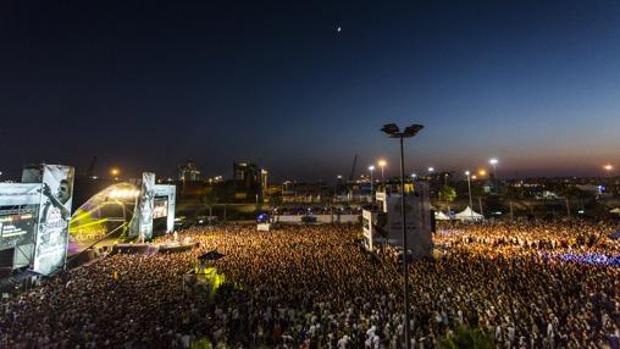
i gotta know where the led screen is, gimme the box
[153,198,168,219]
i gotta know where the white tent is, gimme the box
[454,206,484,222]
[434,211,452,221]
[610,207,620,215]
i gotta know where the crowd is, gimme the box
[436,220,620,255]
[1,220,619,348]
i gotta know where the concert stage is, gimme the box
[111,240,199,255]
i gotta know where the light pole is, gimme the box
[489,158,498,179]
[465,171,473,209]
[378,159,387,181]
[489,158,499,193]
[603,164,613,177]
[335,175,343,200]
[368,165,375,200]
[110,168,120,181]
[381,123,424,349]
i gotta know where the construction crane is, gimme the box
[348,154,357,181]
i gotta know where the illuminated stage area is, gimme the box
[68,172,176,256]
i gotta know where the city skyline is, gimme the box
[1,0,619,180]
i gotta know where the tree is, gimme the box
[190,338,212,349]
[438,325,495,349]
[201,189,218,219]
[439,185,457,211]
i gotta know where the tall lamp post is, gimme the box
[489,158,499,193]
[368,165,375,200]
[381,123,424,349]
[489,158,499,179]
[378,159,387,181]
[465,171,473,209]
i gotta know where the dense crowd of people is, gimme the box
[1,220,620,348]
[436,220,620,256]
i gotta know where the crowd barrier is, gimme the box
[274,214,360,224]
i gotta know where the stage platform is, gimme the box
[111,241,199,255]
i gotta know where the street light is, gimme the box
[489,158,499,179]
[603,164,613,176]
[465,171,473,209]
[368,165,375,199]
[411,173,417,180]
[380,122,424,349]
[428,167,435,173]
[378,159,387,181]
[110,168,120,180]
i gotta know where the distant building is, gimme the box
[281,181,332,203]
[178,160,201,182]
[232,161,268,202]
[419,171,453,197]
[233,161,259,182]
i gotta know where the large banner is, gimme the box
[30,165,75,275]
[0,184,41,252]
[374,183,433,257]
[129,172,155,240]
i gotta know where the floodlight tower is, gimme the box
[378,159,387,181]
[380,123,424,349]
[489,158,499,179]
[465,170,473,209]
[368,165,375,199]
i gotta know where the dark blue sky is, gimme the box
[1,0,619,181]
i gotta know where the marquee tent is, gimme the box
[454,206,484,222]
[434,211,451,221]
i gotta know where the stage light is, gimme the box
[110,168,121,180]
[377,160,387,180]
[108,189,140,200]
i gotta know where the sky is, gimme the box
[1,0,619,181]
